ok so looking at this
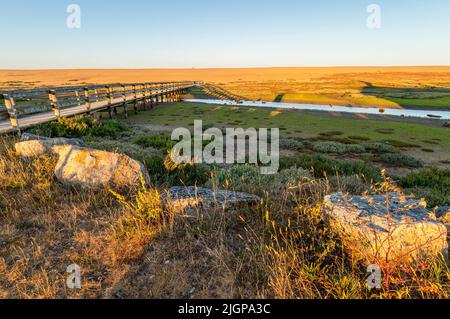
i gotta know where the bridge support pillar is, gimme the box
[48,90,61,118]
[106,86,114,119]
[84,87,91,115]
[132,84,138,114]
[121,84,128,119]
[2,94,20,133]
[143,84,148,110]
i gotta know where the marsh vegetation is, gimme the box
[1,91,449,298]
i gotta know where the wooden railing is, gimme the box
[201,84,246,102]
[0,81,197,134]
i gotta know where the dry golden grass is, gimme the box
[1,66,450,87]
[2,67,450,109]
[218,70,450,108]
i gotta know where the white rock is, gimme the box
[166,186,260,217]
[52,145,150,189]
[323,192,448,264]
[15,134,86,158]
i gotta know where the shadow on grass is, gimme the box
[361,83,450,109]
[273,93,285,103]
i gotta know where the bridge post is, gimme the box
[48,90,61,118]
[150,84,154,109]
[149,84,154,109]
[2,94,20,132]
[75,90,81,106]
[176,86,181,102]
[142,83,147,110]
[154,84,159,105]
[153,84,160,105]
[157,84,162,103]
[149,84,153,108]
[132,84,138,114]
[174,88,178,102]
[84,87,91,115]
[169,83,174,102]
[112,87,119,116]
[94,88,99,102]
[106,86,113,119]
[161,83,165,103]
[121,84,128,119]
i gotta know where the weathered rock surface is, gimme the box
[324,192,448,264]
[166,186,261,216]
[52,145,150,189]
[15,133,86,157]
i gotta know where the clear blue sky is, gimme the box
[1,0,449,69]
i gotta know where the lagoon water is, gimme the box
[184,99,450,120]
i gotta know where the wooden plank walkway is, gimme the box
[0,82,195,134]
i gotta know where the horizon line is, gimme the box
[1,65,450,71]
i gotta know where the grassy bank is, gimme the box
[215,72,450,110]
[1,100,449,299]
[122,101,450,166]
[1,129,449,299]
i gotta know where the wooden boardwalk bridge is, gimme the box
[0,82,197,134]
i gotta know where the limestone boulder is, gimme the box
[323,192,448,264]
[52,145,150,189]
[166,186,260,217]
[15,133,86,157]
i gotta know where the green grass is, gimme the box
[388,96,450,108]
[124,102,450,154]
[399,168,450,207]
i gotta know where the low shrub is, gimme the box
[208,164,311,194]
[279,138,304,151]
[87,139,161,164]
[279,155,381,181]
[348,136,371,142]
[312,136,357,144]
[145,155,211,187]
[313,142,365,154]
[328,175,370,194]
[319,131,344,137]
[399,168,450,207]
[380,153,423,168]
[134,134,176,153]
[362,143,397,154]
[383,139,420,148]
[375,128,395,135]
[27,115,128,139]
[348,135,370,142]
